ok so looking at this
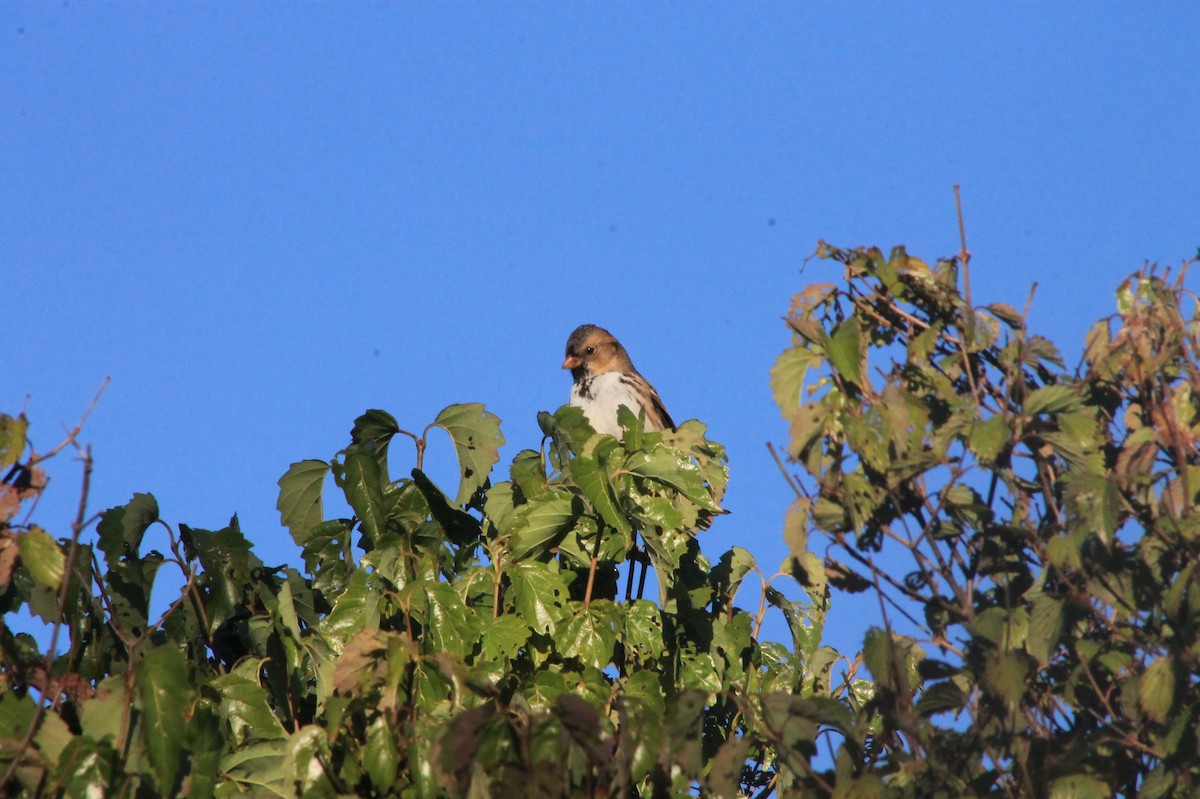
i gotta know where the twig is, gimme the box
[766,441,805,498]
[392,427,425,472]
[30,378,110,466]
[1022,282,1039,322]
[624,536,638,602]
[954,185,972,310]
[752,573,771,641]
[493,554,504,620]
[583,525,605,608]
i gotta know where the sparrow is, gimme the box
[562,324,676,438]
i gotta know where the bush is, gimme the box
[4,241,1196,798]
[770,244,1200,797]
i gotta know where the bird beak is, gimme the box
[562,355,582,369]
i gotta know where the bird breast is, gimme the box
[570,371,657,437]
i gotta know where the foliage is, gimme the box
[771,243,1200,797]
[1,393,856,797]
[5,238,1197,798]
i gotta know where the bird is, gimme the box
[562,324,676,437]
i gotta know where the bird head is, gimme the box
[562,324,634,379]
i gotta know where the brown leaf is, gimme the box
[0,485,19,524]
[0,535,17,589]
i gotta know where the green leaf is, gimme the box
[785,695,853,732]
[711,546,756,603]
[907,323,942,365]
[96,493,159,568]
[625,450,721,512]
[138,644,192,793]
[1027,594,1064,665]
[787,402,831,463]
[770,346,818,418]
[705,736,751,799]
[826,316,864,387]
[570,454,632,534]
[507,562,568,634]
[0,413,28,470]
[664,689,707,779]
[483,480,519,533]
[1139,769,1176,799]
[631,494,685,529]
[182,520,265,628]
[968,414,1009,463]
[432,403,505,505]
[986,302,1024,329]
[622,600,665,662]
[186,702,224,799]
[1025,334,1064,368]
[18,526,65,589]
[408,582,481,656]
[862,628,923,693]
[411,468,482,546]
[766,587,824,663]
[54,738,116,798]
[1024,384,1082,416]
[506,493,579,561]
[1082,320,1112,367]
[210,673,288,745]
[218,740,290,795]
[79,674,128,742]
[364,716,399,789]
[1048,774,1111,799]
[296,519,355,591]
[617,404,646,450]
[479,613,533,663]
[337,449,387,544]
[351,408,400,451]
[1,696,40,768]
[1140,657,1175,724]
[761,693,818,760]
[276,459,330,542]
[1,691,71,770]
[509,449,549,500]
[539,405,596,450]
[983,652,1029,710]
[782,498,826,588]
[915,680,965,716]
[561,601,619,670]
[319,569,379,644]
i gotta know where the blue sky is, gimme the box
[5,4,1198,659]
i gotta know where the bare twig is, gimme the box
[954,185,972,310]
[582,525,605,608]
[766,441,805,498]
[30,378,110,466]
[1022,282,1039,322]
[400,427,426,471]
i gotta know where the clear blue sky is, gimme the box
[5,4,1198,658]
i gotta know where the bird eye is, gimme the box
[585,346,595,355]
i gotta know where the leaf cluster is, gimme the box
[772,243,1200,797]
[2,398,857,797]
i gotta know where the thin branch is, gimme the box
[766,441,805,498]
[1022,281,1039,322]
[582,526,605,609]
[30,378,110,466]
[954,185,972,311]
[0,441,96,791]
